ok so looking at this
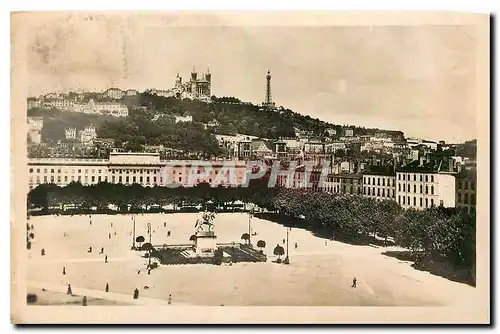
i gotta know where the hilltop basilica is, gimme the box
[146,67,212,102]
[173,67,211,100]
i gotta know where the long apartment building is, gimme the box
[361,160,460,210]
[323,173,363,196]
[28,152,248,191]
[362,169,397,201]
[394,162,457,210]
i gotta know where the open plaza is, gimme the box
[26,212,475,306]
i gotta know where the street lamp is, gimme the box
[147,222,152,268]
[284,227,290,264]
[248,208,254,246]
[132,215,136,249]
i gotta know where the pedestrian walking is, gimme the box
[352,277,357,288]
[282,238,285,245]
[111,222,113,228]
[105,255,108,263]
[41,248,45,256]
[167,231,171,237]
[325,241,327,246]
[168,294,172,305]
[295,242,298,249]
[164,222,166,228]
[82,296,87,306]
[133,288,139,299]
[105,283,109,293]
[67,284,72,295]
[100,247,104,254]
[62,266,66,275]
[108,233,111,239]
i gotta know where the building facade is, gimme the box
[455,169,477,214]
[362,172,396,201]
[27,117,43,144]
[28,96,129,117]
[174,115,193,123]
[79,125,97,144]
[276,165,323,192]
[73,99,129,117]
[104,88,125,100]
[27,98,42,109]
[344,128,354,137]
[395,169,456,210]
[323,173,363,195]
[125,89,138,96]
[65,128,77,140]
[28,152,248,191]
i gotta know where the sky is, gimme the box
[24,13,479,143]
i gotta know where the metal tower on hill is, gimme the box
[263,70,276,109]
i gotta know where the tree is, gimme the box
[241,233,250,245]
[135,236,145,248]
[256,240,266,252]
[273,244,285,262]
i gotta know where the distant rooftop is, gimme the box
[396,160,437,173]
[363,168,396,177]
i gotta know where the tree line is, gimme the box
[262,187,475,270]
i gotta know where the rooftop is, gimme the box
[363,166,396,177]
[395,160,457,174]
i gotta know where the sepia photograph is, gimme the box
[10,11,490,324]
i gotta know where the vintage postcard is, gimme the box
[11,12,490,324]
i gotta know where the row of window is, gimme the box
[398,196,442,208]
[30,174,244,186]
[324,185,362,195]
[29,167,105,174]
[364,187,396,198]
[398,183,434,195]
[364,177,394,187]
[398,173,434,183]
[30,175,158,184]
[110,169,159,174]
[332,178,361,184]
[29,167,170,175]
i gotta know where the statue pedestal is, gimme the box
[194,231,217,257]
